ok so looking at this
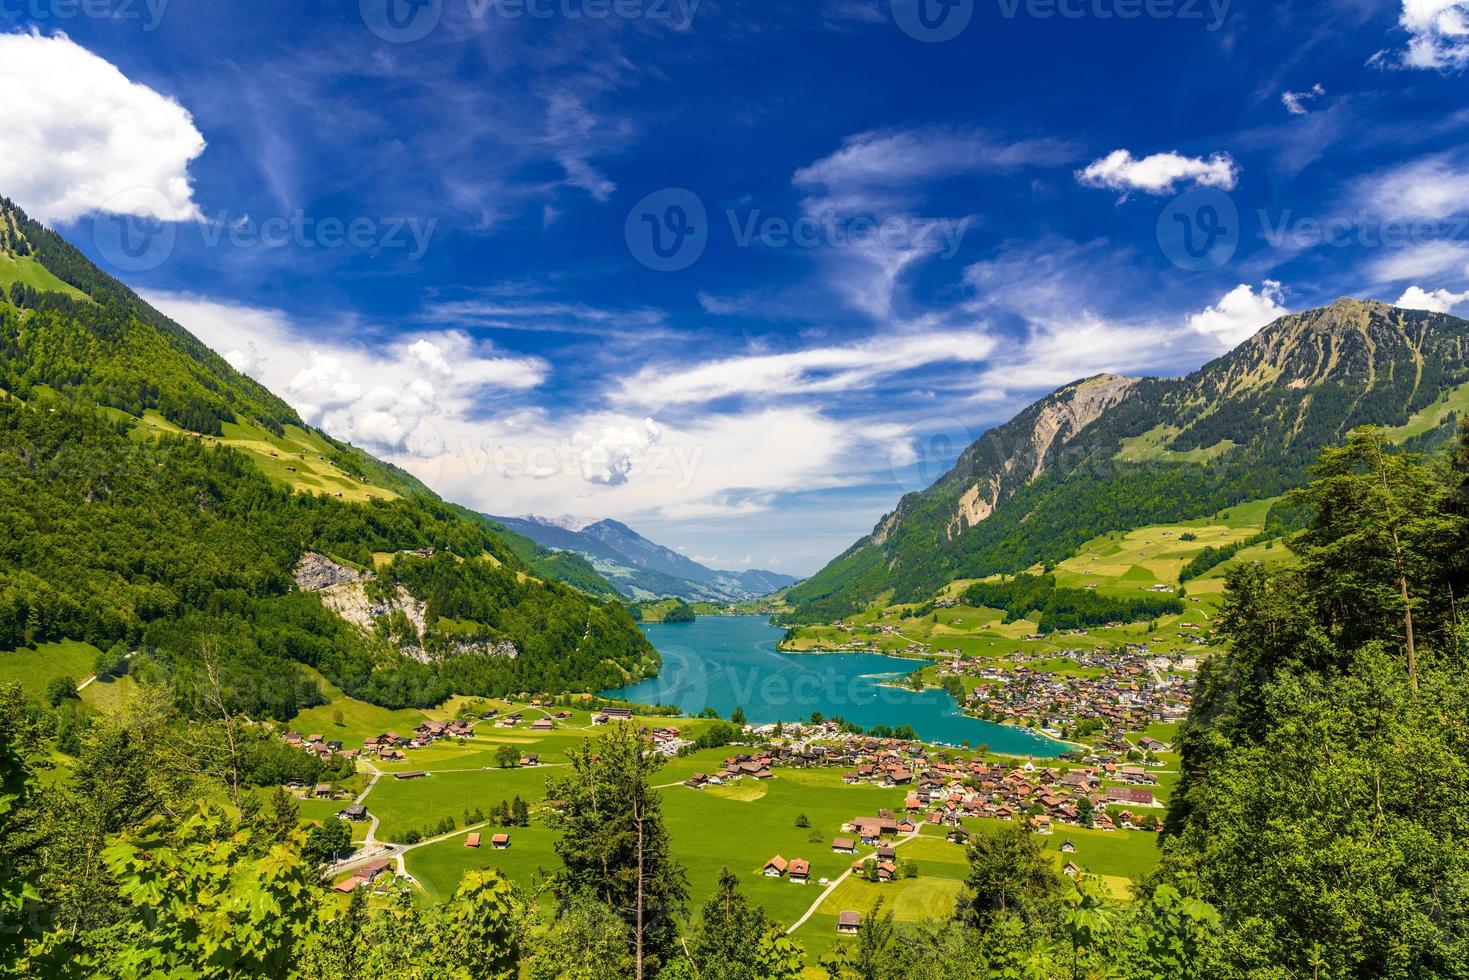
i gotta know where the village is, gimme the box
[937,646,1197,743]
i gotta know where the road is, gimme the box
[784,831,923,935]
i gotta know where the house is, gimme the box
[465,833,481,848]
[357,859,394,883]
[332,877,361,893]
[763,856,789,878]
[1063,861,1082,878]
[491,834,511,849]
[875,862,897,882]
[1060,839,1077,854]
[1137,736,1168,752]
[876,845,896,863]
[595,708,634,725]
[837,911,862,935]
[520,754,541,767]
[1106,787,1155,806]
[394,771,428,781]
[789,860,811,884]
[831,838,857,855]
[314,784,333,798]
[532,718,556,732]
[338,804,368,822]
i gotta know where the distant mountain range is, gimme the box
[489,514,798,602]
[785,299,1469,622]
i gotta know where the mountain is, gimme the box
[786,299,1469,622]
[0,196,656,715]
[491,514,799,602]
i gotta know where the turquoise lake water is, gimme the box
[603,616,1067,758]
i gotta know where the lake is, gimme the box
[603,616,1067,758]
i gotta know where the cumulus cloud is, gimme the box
[1396,285,1469,312]
[1377,0,1469,69]
[0,33,205,224]
[139,290,547,456]
[1282,83,1327,115]
[576,419,663,486]
[1076,149,1240,197]
[1187,282,1289,348]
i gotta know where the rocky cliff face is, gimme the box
[786,300,1469,620]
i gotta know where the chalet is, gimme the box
[314,784,333,798]
[1106,787,1155,806]
[831,838,857,855]
[595,708,634,725]
[789,860,811,884]
[947,828,970,845]
[1063,861,1082,878]
[394,771,428,781]
[763,856,789,878]
[338,804,368,822]
[875,862,897,882]
[520,754,541,767]
[1137,737,1168,752]
[491,834,511,849]
[358,859,394,883]
[332,877,361,893]
[876,845,896,863]
[531,718,556,732]
[1060,839,1077,854]
[465,833,481,848]
[837,911,862,935]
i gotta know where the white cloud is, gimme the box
[1187,281,1289,348]
[139,290,548,456]
[1396,285,1469,312]
[576,419,663,487]
[795,127,1076,198]
[1351,153,1469,220]
[1370,240,1469,282]
[1076,149,1240,197]
[615,330,997,407]
[0,33,205,224]
[1381,0,1469,69]
[1282,83,1327,115]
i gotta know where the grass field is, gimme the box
[0,640,102,696]
[0,252,90,301]
[784,499,1294,672]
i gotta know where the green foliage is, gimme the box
[1158,425,1469,978]
[546,724,690,976]
[303,818,351,867]
[962,573,1184,631]
[96,807,319,978]
[956,823,1067,931]
[528,890,634,980]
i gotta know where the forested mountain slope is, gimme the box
[787,300,1469,621]
[0,197,655,718]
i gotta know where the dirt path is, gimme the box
[785,832,923,935]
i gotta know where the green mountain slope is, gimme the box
[787,299,1469,622]
[0,197,654,717]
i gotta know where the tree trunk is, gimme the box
[635,804,646,980]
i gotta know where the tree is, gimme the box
[99,806,320,978]
[688,867,772,980]
[956,824,1065,932]
[794,814,810,829]
[43,676,77,708]
[1290,426,1456,692]
[547,724,689,979]
[496,744,520,769]
[527,890,633,980]
[303,818,351,866]
[730,707,747,727]
[0,710,38,973]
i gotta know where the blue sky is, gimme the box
[2,0,1468,575]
